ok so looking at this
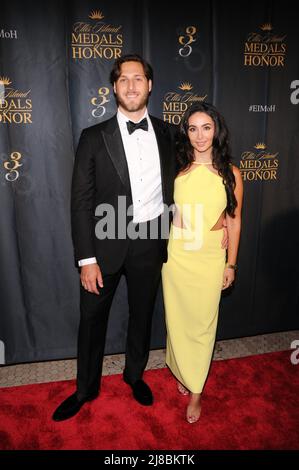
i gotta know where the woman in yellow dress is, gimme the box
[162,102,243,423]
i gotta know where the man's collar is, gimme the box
[117,109,148,125]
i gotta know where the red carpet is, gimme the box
[0,350,298,450]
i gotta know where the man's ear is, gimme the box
[113,83,116,94]
[148,79,152,93]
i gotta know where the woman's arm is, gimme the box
[222,165,243,289]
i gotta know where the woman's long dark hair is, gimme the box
[176,102,237,217]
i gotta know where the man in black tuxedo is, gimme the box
[52,54,176,421]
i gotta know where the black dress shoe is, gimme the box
[52,392,98,422]
[124,378,153,406]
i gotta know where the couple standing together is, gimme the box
[53,54,243,424]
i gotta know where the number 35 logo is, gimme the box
[4,151,22,181]
[91,87,110,118]
[179,26,197,57]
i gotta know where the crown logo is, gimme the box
[260,23,273,31]
[89,10,104,20]
[254,142,266,149]
[0,76,12,85]
[179,82,193,91]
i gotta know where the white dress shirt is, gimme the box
[78,109,163,267]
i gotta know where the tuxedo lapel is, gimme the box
[101,116,132,197]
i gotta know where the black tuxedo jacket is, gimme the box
[71,115,176,273]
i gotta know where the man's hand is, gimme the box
[221,218,228,249]
[80,263,103,295]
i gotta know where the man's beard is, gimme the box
[116,93,149,112]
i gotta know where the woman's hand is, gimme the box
[222,267,235,290]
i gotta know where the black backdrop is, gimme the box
[1,0,298,364]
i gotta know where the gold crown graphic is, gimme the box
[0,76,12,85]
[254,142,266,149]
[179,82,193,91]
[89,10,104,20]
[260,23,273,31]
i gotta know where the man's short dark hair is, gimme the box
[110,54,153,85]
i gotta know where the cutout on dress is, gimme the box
[210,210,225,231]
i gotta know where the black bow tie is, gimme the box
[126,118,148,134]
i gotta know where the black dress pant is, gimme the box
[76,233,163,400]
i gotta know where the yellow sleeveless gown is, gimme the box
[162,164,227,393]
